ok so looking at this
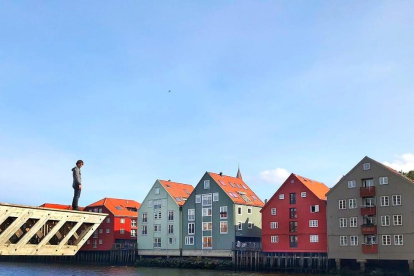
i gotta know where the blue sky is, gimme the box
[1,1,413,207]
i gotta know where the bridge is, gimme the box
[0,203,106,256]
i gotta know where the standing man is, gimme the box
[71,160,84,211]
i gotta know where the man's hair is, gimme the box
[76,160,84,165]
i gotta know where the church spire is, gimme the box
[236,164,243,180]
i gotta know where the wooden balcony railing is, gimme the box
[362,243,378,254]
[360,186,375,197]
[361,206,376,216]
[361,224,377,235]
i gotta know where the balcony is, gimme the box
[361,206,376,216]
[361,224,377,235]
[362,243,378,254]
[360,186,375,197]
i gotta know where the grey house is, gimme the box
[327,156,414,272]
[181,169,264,257]
[137,180,194,256]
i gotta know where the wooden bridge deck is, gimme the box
[0,203,107,256]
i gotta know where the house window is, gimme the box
[394,235,403,245]
[379,177,388,185]
[142,225,147,235]
[131,229,136,237]
[120,229,125,234]
[154,212,162,219]
[188,209,195,221]
[99,239,102,245]
[202,222,212,231]
[271,236,279,243]
[310,235,319,243]
[289,208,297,219]
[220,206,228,219]
[120,218,125,224]
[247,207,252,214]
[204,180,210,189]
[237,206,242,215]
[148,200,153,208]
[289,193,296,204]
[248,222,253,229]
[98,208,102,213]
[188,223,195,235]
[309,220,318,228]
[168,237,175,245]
[213,193,219,202]
[301,192,306,198]
[339,218,347,228]
[290,235,298,248]
[349,199,357,209]
[365,235,377,245]
[93,240,97,248]
[99,229,103,234]
[106,229,110,234]
[168,224,174,234]
[168,211,174,221]
[93,230,98,238]
[195,195,201,203]
[202,194,212,206]
[154,225,161,232]
[350,236,358,246]
[363,163,371,170]
[202,236,212,249]
[131,219,137,227]
[381,215,390,226]
[340,236,347,246]
[393,215,402,226]
[155,187,160,194]
[289,221,297,233]
[339,200,346,209]
[310,205,319,213]
[87,240,90,244]
[291,179,294,183]
[94,208,98,212]
[279,194,284,200]
[220,221,228,234]
[382,235,391,245]
[364,197,375,207]
[202,207,212,216]
[392,195,401,206]
[238,221,243,230]
[106,218,110,223]
[271,208,277,215]
[270,222,278,229]
[348,180,356,188]
[185,236,194,245]
[380,196,389,207]
[153,238,161,248]
[350,217,357,227]
[362,179,374,187]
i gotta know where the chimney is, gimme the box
[264,199,268,204]
[219,172,223,176]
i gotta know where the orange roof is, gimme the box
[208,172,264,207]
[159,180,194,206]
[39,203,85,211]
[87,198,141,217]
[294,174,330,200]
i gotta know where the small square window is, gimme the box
[279,194,284,200]
[247,208,252,214]
[379,177,388,185]
[301,192,306,198]
[363,163,371,170]
[348,180,356,188]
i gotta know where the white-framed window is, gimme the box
[350,236,358,246]
[394,235,403,245]
[270,222,278,229]
[350,217,357,227]
[380,196,389,207]
[309,220,318,227]
[202,222,212,231]
[188,223,195,235]
[204,180,210,189]
[220,206,228,219]
[154,225,161,232]
[310,205,319,213]
[168,211,174,221]
[392,195,401,206]
[393,215,402,226]
[248,222,253,229]
[155,187,160,194]
[202,207,212,216]
[202,194,212,206]
[382,235,391,245]
[381,215,390,226]
[142,213,147,223]
[168,237,175,245]
[168,224,174,234]
[237,206,242,215]
[213,192,219,202]
[142,225,147,235]
[379,177,388,185]
[310,235,319,243]
[153,237,161,248]
[148,200,153,208]
[92,240,97,248]
[98,208,102,213]
[271,236,279,243]
[87,240,90,244]
[195,195,201,203]
[106,229,110,234]
[99,239,102,245]
[363,163,371,170]
[94,208,98,212]
[120,229,125,234]
[301,192,307,198]
[93,230,98,238]
[339,200,346,209]
[106,218,111,223]
[279,194,285,200]
[238,221,243,230]
[188,209,195,221]
[120,218,125,224]
[247,207,252,214]
[99,229,103,234]
[131,219,137,227]
[154,211,161,220]
[220,221,228,234]
[271,208,277,215]
[349,199,357,209]
[131,229,137,237]
[340,236,347,246]
[340,218,347,228]
[202,236,212,249]
[185,236,194,245]
[348,180,356,188]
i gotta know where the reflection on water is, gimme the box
[0,262,330,276]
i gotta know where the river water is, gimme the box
[0,262,332,276]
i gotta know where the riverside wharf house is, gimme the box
[181,169,264,257]
[261,173,330,254]
[327,156,414,272]
[80,198,140,251]
[137,180,194,257]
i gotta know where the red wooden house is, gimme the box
[261,174,329,253]
[81,198,141,251]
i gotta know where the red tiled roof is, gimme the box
[86,198,141,217]
[294,174,330,200]
[158,180,194,206]
[208,172,264,207]
[39,203,85,211]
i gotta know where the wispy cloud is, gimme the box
[259,168,290,184]
[383,153,414,172]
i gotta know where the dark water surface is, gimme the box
[0,262,331,276]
